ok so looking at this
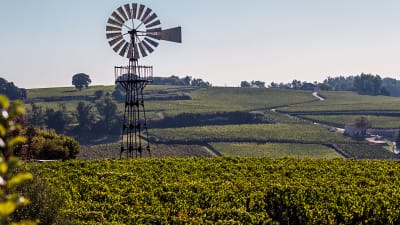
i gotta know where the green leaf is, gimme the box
[8,157,21,169]
[0,201,16,217]
[0,95,9,110]
[0,125,6,137]
[10,219,39,225]
[0,161,7,174]
[7,172,33,189]
[8,136,27,150]
[15,106,26,115]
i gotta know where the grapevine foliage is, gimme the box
[36,158,400,224]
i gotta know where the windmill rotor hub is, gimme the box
[128,29,136,35]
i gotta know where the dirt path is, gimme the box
[312,92,325,101]
[155,111,165,120]
[202,145,221,157]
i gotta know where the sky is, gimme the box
[1,0,400,88]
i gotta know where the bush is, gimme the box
[30,129,80,160]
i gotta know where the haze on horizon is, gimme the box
[1,0,400,89]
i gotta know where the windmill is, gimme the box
[106,3,182,158]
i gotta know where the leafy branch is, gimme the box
[0,95,37,225]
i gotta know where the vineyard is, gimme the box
[301,115,400,129]
[335,143,397,159]
[18,86,400,224]
[210,142,342,159]
[23,85,400,159]
[33,158,400,224]
[144,87,317,117]
[78,143,212,160]
[149,124,354,144]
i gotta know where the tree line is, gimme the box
[71,73,212,92]
[324,73,391,96]
[27,94,120,142]
[241,73,400,96]
[241,79,316,90]
[151,75,211,87]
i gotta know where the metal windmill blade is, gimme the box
[106,3,182,60]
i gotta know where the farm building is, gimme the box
[367,128,397,140]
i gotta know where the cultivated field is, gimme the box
[302,115,400,129]
[210,142,343,159]
[33,158,400,224]
[279,91,400,112]
[24,86,400,159]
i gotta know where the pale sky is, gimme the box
[1,0,400,88]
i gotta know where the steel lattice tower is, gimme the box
[115,58,152,158]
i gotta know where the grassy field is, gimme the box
[27,86,319,120]
[145,87,317,117]
[302,115,400,129]
[27,85,115,99]
[279,91,400,112]
[149,123,354,144]
[26,85,182,99]
[210,142,343,159]
[78,142,212,160]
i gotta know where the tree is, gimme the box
[95,96,118,132]
[94,90,104,99]
[291,79,302,89]
[45,104,69,133]
[317,83,333,91]
[354,116,371,136]
[240,81,251,88]
[353,73,388,96]
[0,77,26,100]
[251,80,265,88]
[300,82,316,90]
[28,103,45,127]
[75,102,96,132]
[112,82,125,102]
[269,82,278,88]
[323,76,354,91]
[182,76,192,86]
[382,78,400,96]
[72,73,91,90]
[191,78,211,88]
